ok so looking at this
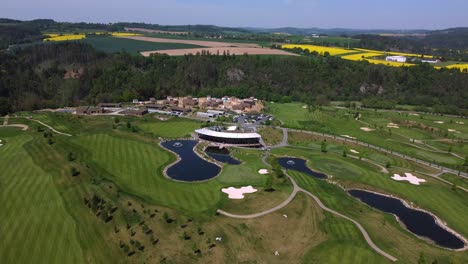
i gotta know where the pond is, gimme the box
[205,146,241,165]
[349,189,465,250]
[278,157,327,179]
[161,140,221,182]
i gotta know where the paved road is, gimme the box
[217,170,398,262]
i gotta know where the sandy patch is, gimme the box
[258,169,269,174]
[350,149,359,154]
[456,121,464,125]
[409,113,419,116]
[448,129,460,133]
[434,121,444,124]
[391,173,427,185]
[360,127,375,132]
[141,47,297,57]
[222,186,258,199]
[341,135,356,140]
[387,123,399,128]
[302,105,307,109]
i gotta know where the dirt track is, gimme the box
[141,47,298,57]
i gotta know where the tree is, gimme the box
[114,117,120,124]
[321,140,328,153]
[342,149,347,157]
[127,121,132,129]
[418,253,426,264]
[68,152,75,161]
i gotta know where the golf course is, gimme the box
[1,106,467,263]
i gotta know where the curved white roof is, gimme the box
[196,128,261,139]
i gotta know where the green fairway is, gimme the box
[0,132,84,263]
[137,117,202,138]
[267,102,468,171]
[81,36,204,55]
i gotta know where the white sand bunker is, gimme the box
[448,129,460,133]
[409,113,419,116]
[222,186,258,199]
[391,173,427,185]
[258,169,269,174]
[387,123,399,128]
[350,149,359,154]
[302,105,307,109]
[360,127,375,132]
[434,121,444,124]
[341,135,356,140]
[456,121,464,125]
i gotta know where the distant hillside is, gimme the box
[244,27,430,36]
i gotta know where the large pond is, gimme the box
[349,189,465,249]
[205,146,241,165]
[278,157,327,179]
[161,140,221,182]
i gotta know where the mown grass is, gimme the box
[0,132,84,263]
[137,117,202,138]
[81,36,203,55]
[267,102,467,170]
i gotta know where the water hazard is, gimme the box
[205,146,241,165]
[349,189,465,249]
[161,140,221,182]
[278,157,327,179]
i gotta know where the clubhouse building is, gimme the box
[195,127,262,147]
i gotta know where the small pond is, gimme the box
[161,140,221,182]
[278,157,327,179]
[349,189,465,249]
[205,146,241,165]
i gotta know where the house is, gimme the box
[183,97,199,107]
[76,106,90,115]
[170,107,191,116]
[207,110,225,115]
[122,108,148,116]
[146,104,166,110]
[76,106,104,115]
[98,103,122,109]
[197,112,217,118]
[385,56,407,63]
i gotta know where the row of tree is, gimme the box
[0,42,467,116]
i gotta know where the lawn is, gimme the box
[267,102,467,170]
[257,127,284,146]
[0,130,84,263]
[81,36,204,55]
[137,117,202,138]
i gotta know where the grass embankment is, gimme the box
[257,127,284,146]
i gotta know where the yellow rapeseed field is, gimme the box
[43,34,86,42]
[341,52,384,61]
[281,44,352,56]
[354,48,433,59]
[110,32,142,37]
[445,64,468,71]
[366,59,415,67]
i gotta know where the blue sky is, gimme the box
[2,0,467,29]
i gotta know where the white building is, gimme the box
[386,56,407,63]
[197,112,217,118]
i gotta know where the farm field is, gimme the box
[267,102,468,171]
[1,112,467,263]
[81,36,203,55]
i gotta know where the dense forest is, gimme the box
[1,42,467,116]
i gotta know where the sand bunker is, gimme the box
[448,129,460,133]
[222,186,258,199]
[387,123,399,128]
[456,121,464,125]
[409,113,419,116]
[341,135,356,140]
[434,121,444,124]
[350,149,359,154]
[258,169,269,174]
[302,105,307,109]
[360,127,375,132]
[391,173,427,185]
